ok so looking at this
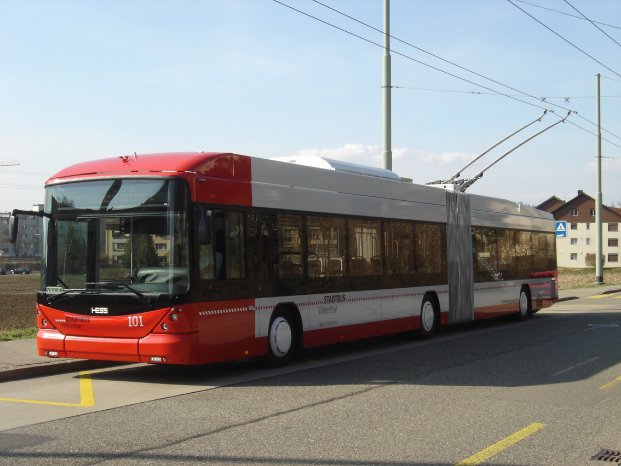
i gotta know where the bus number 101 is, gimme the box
[128,316,144,327]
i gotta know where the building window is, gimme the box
[586,238,591,245]
[609,223,619,232]
[609,238,619,247]
[586,223,590,230]
[570,253,578,261]
[590,208,595,216]
[570,238,578,245]
[570,208,578,216]
[570,223,578,230]
[609,254,619,263]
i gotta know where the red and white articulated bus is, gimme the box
[12,152,557,367]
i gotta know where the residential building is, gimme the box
[0,205,44,257]
[538,190,621,268]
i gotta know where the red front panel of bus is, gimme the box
[36,299,265,365]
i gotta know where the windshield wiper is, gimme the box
[88,281,150,302]
[45,288,87,304]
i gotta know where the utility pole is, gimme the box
[382,0,392,171]
[595,73,604,285]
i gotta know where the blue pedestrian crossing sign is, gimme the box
[555,221,567,238]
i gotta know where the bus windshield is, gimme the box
[42,178,189,296]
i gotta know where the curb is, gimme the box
[0,360,126,383]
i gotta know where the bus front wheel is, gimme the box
[266,308,297,367]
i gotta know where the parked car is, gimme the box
[10,267,31,275]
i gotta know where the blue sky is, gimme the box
[1,0,620,213]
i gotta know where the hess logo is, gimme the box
[91,307,109,315]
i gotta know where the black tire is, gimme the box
[265,308,298,368]
[417,294,438,339]
[517,286,532,321]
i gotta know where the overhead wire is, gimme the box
[274,0,621,147]
[309,0,621,143]
[506,0,621,79]
[515,0,621,31]
[273,0,548,113]
[602,75,621,84]
[561,0,621,49]
[392,86,621,99]
[395,86,621,143]
[310,0,548,105]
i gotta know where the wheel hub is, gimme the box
[421,301,435,331]
[270,317,292,357]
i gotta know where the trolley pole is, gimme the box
[595,73,604,285]
[382,0,392,171]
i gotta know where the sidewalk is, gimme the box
[0,338,121,382]
[1,285,620,383]
[557,283,621,300]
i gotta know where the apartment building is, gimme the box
[538,190,621,268]
[0,205,44,257]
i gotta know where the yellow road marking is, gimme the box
[589,294,610,299]
[456,423,545,466]
[599,376,621,391]
[0,371,95,407]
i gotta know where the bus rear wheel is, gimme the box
[266,308,297,367]
[517,286,532,321]
[417,295,438,339]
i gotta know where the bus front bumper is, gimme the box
[37,329,199,365]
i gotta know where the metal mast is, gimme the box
[595,73,603,285]
[381,0,392,171]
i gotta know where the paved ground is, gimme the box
[1,284,619,383]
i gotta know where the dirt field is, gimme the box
[0,273,39,331]
[1,269,621,331]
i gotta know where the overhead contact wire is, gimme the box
[275,0,621,146]
[507,0,621,79]
[310,0,620,140]
[273,0,549,112]
[562,0,621,48]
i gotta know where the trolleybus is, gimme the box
[11,152,557,367]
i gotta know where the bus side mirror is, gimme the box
[8,214,18,243]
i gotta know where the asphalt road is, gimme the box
[0,294,620,465]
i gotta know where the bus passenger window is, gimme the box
[384,221,413,275]
[224,212,245,279]
[348,219,381,276]
[277,214,304,279]
[199,242,216,280]
[197,207,215,280]
[307,216,345,278]
[197,208,245,280]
